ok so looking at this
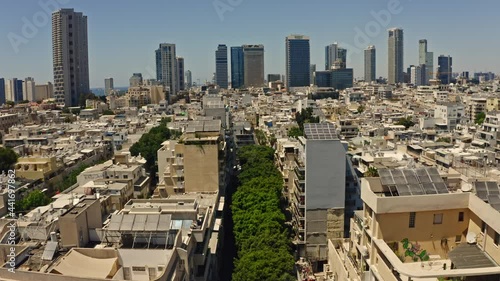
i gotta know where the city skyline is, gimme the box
[1,0,500,87]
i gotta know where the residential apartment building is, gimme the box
[156,43,178,94]
[328,168,500,281]
[287,123,360,271]
[434,103,465,131]
[156,120,225,197]
[52,9,90,107]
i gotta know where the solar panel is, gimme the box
[488,195,500,204]
[475,182,487,192]
[491,204,500,212]
[477,191,488,201]
[304,123,337,140]
[391,169,404,178]
[393,176,407,185]
[403,170,418,184]
[409,184,425,195]
[434,182,449,194]
[486,182,499,192]
[396,184,412,196]
[417,173,432,183]
[422,183,438,194]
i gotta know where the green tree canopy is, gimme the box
[287,126,303,138]
[16,190,51,212]
[395,116,415,129]
[232,145,294,280]
[295,107,320,131]
[475,112,486,125]
[0,147,18,173]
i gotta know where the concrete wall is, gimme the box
[306,139,346,210]
[183,144,219,193]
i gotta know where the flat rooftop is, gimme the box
[449,244,498,269]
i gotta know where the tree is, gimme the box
[102,109,115,115]
[232,145,294,280]
[287,126,303,138]
[364,166,379,177]
[436,137,451,143]
[6,101,15,107]
[395,117,415,129]
[0,147,18,173]
[295,107,320,131]
[16,190,51,212]
[475,112,486,125]
[357,105,365,114]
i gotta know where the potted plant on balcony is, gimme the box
[401,238,430,262]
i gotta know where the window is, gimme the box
[458,212,464,222]
[433,213,443,224]
[495,233,500,247]
[123,175,128,179]
[455,235,461,243]
[482,221,487,233]
[409,212,416,228]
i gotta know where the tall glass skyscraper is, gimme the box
[364,45,376,82]
[388,28,404,84]
[230,46,244,89]
[419,39,434,84]
[242,45,265,87]
[325,43,338,70]
[286,35,310,89]
[177,57,185,91]
[0,78,4,105]
[337,48,347,69]
[215,45,228,89]
[438,55,453,84]
[156,43,178,94]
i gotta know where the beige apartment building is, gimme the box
[15,156,59,180]
[155,120,225,197]
[328,167,500,281]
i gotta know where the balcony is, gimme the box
[294,178,305,193]
[173,157,184,166]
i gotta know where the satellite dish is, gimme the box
[466,232,477,244]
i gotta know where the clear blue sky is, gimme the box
[1,0,499,88]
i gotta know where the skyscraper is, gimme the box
[52,9,90,107]
[325,43,338,70]
[0,78,5,105]
[364,45,376,82]
[285,35,311,89]
[409,65,426,86]
[418,39,434,84]
[215,45,228,89]
[5,78,23,102]
[230,46,244,89]
[177,57,185,91]
[185,70,192,88]
[156,43,178,94]
[310,64,316,85]
[438,55,453,84]
[388,28,404,84]
[336,48,347,69]
[104,78,114,95]
[23,77,36,101]
[242,45,264,87]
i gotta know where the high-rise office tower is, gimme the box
[23,77,36,101]
[176,57,185,91]
[310,64,316,85]
[336,48,347,69]
[5,78,23,102]
[215,45,228,89]
[185,70,192,88]
[104,78,114,95]
[418,39,434,84]
[129,73,143,87]
[230,46,244,89]
[325,43,338,70]
[409,65,426,86]
[364,45,376,82]
[156,43,178,94]
[285,35,311,88]
[242,45,264,87]
[0,78,5,105]
[388,28,404,84]
[52,9,90,107]
[438,55,453,84]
